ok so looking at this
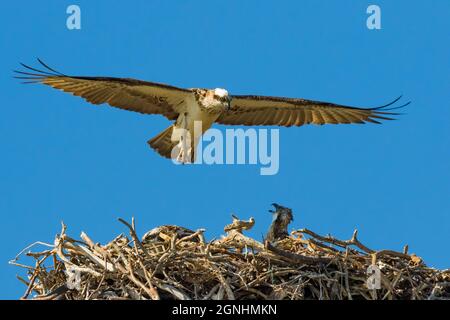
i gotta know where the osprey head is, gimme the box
[269,203,294,223]
[198,88,231,111]
[213,88,231,110]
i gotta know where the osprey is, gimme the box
[15,60,409,163]
[266,203,294,242]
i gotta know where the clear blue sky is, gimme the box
[1,1,449,299]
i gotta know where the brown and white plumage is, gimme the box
[218,95,407,126]
[15,60,409,162]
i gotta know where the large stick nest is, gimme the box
[11,215,450,300]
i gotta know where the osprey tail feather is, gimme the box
[148,126,178,159]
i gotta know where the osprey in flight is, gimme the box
[15,60,409,163]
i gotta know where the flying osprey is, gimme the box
[15,60,409,163]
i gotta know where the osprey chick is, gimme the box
[266,203,294,242]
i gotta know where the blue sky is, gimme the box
[1,1,449,299]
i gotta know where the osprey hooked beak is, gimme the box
[269,203,294,221]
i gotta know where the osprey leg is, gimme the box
[172,112,192,164]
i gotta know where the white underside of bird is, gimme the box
[170,94,221,163]
[149,88,229,163]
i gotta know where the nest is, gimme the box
[11,216,450,300]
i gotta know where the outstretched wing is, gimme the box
[217,94,409,126]
[14,59,194,120]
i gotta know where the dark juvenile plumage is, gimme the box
[266,203,294,242]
